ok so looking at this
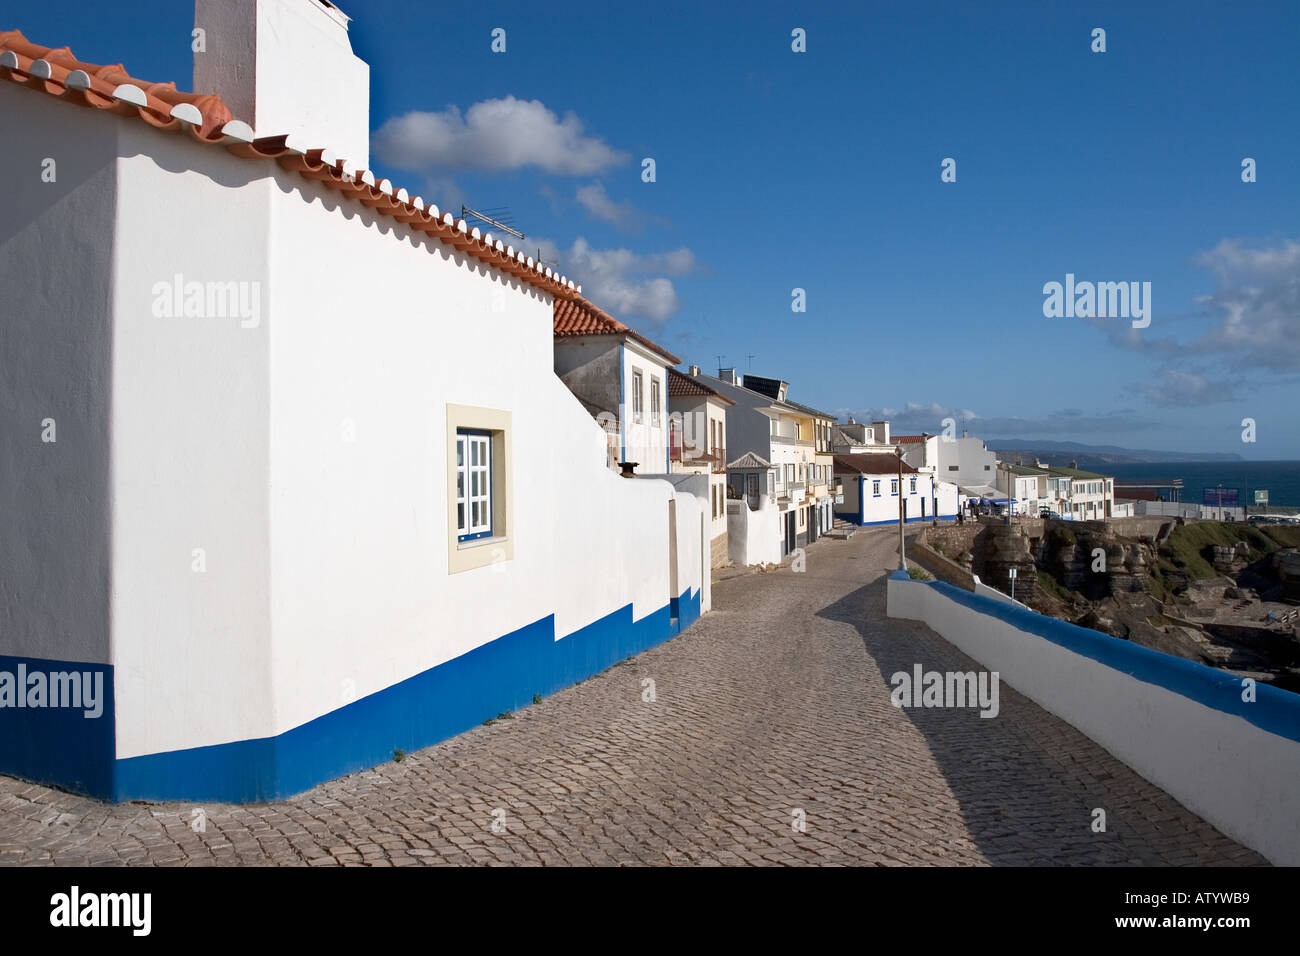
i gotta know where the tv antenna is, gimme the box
[461,204,525,241]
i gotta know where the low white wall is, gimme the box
[971,574,1028,608]
[888,571,1300,866]
[727,497,781,566]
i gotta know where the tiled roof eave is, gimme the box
[0,29,585,304]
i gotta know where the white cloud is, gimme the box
[1133,369,1236,407]
[1093,237,1300,379]
[1191,238,1300,372]
[574,182,664,231]
[372,97,628,175]
[575,182,636,226]
[537,237,697,323]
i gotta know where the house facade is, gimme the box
[553,297,680,475]
[667,367,733,568]
[0,5,709,803]
[701,369,820,558]
[779,397,837,543]
[834,453,942,525]
[1051,465,1115,520]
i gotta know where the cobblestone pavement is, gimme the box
[0,530,1265,866]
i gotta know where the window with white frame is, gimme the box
[447,404,511,573]
[873,480,880,496]
[747,474,758,497]
[632,369,643,423]
[890,479,898,495]
[910,477,917,494]
[650,377,661,427]
[456,429,493,541]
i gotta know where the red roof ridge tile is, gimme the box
[554,297,681,365]
[0,28,586,304]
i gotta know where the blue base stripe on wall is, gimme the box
[892,569,1300,744]
[0,654,115,799]
[4,589,700,804]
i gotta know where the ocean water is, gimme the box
[1105,461,1300,508]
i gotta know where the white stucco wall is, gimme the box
[839,470,938,523]
[4,96,705,763]
[727,497,781,566]
[621,344,669,473]
[0,87,118,666]
[888,573,1300,866]
[194,0,371,170]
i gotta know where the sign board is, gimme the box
[1008,567,1017,580]
[1255,489,1269,505]
[835,494,844,505]
[1203,487,1239,507]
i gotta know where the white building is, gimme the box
[0,4,708,803]
[699,370,817,559]
[553,297,679,474]
[834,453,950,525]
[1049,465,1115,520]
[667,367,734,568]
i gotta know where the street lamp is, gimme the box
[896,444,906,570]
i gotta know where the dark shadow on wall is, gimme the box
[813,576,1266,866]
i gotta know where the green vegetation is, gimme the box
[393,749,406,763]
[1036,570,1079,604]
[907,565,934,581]
[1161,522,1300,580]
[532,693,542,705]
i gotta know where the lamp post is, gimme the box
[896,444,906,570]
[1003,462,1012,525]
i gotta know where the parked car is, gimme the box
[1040,507,1062,519]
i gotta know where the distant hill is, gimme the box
[985,440,1244,469]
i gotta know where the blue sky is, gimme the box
[11,0,1298,457]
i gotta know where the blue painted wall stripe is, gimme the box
[893,569,1300,743]
[0,654,114,798]
[5,589,701,804]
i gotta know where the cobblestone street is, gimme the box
[0,530,1265,866]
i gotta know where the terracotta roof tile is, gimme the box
[833,453,918,475]
[554,297,681,364]
[0,29,585,304]
[891,435,929,444]
[666,367,735,404]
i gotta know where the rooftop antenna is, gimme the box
[747,354,755,370]
[461,204,526,241]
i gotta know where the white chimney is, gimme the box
[194,0,371,169]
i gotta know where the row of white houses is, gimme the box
[0,0,1122,804]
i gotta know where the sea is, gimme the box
[1105,460,1300,509]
